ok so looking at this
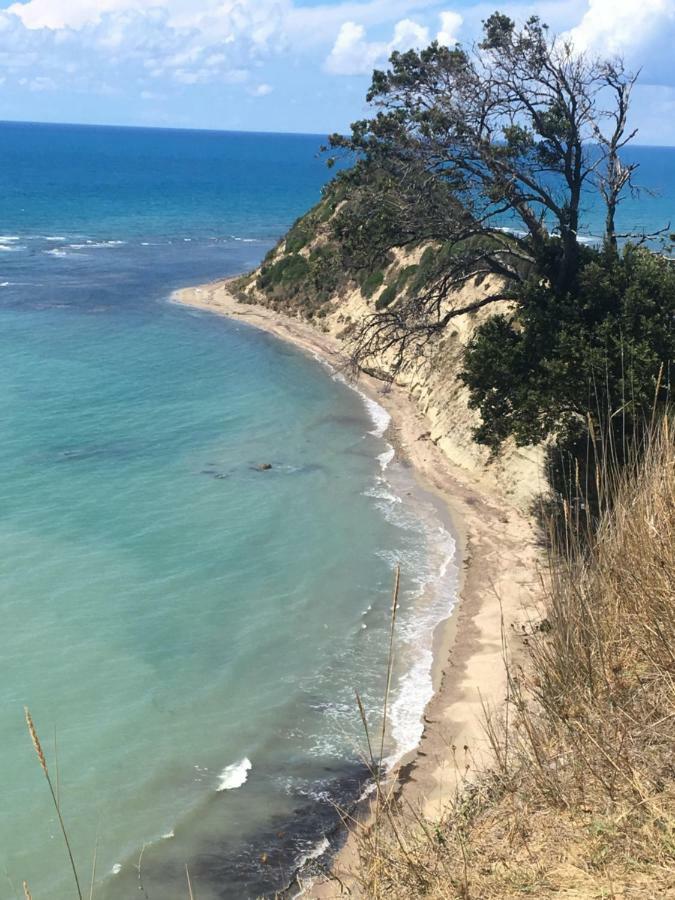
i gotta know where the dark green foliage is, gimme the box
[258,253,310,291]
[395,265,418,289]
[316,200,336,224]
[460,248,675,450]
[316,182,349,223]
[329,161,463,278]
[410,246,446,292]
[285,219,313,253]
[375,283,398,309]
[307,245,342,301]
[361,269,384,298]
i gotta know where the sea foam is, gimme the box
[217,757,252,791]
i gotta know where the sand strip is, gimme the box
[171,279,542,896]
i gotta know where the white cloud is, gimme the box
[325,22,381,75]
[27,75,57,91]
[251,82,273,97]
[2,1,435,89]
[0,0,672,141]
[567,0,674,54]
[437,10,462,46]
[287,0,438,47]
[0,2,281,91]
[8,0,142,30]
[325,17,430,76]
[391,18,430,50]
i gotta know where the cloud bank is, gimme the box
[0,1,672,140]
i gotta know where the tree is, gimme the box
[329,13,642,371]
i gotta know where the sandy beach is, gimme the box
[172,278,542,895]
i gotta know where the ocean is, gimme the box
[0,122,458,900]
[0,122,672,900]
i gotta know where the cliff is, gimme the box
[230,192,544,512]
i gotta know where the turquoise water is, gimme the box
[0,123,457,899]
[1,123,673,899]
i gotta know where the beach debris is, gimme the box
[200,468,230,480]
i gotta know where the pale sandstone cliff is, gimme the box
[234,241,544,513]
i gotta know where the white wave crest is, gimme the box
[363,484,402,504]
[69,240,126,249]
[296,836,330,869]
[362,394,391,437]
[216,757,252,791]
[377,445,395,471]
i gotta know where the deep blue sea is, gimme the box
[0,122,672,900]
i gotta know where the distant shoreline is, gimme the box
[172,277,541,895]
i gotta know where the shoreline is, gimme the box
[171,278,542,895]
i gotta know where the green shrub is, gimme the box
[375,283,398,309]
[461,246,675,450]
[258,253,310,291]
[361,269,384,298]
[308,245,342,300]
[316,201,335,224]
[285,218,313,254]
[396,264,418,288]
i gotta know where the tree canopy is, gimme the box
[460,246,675,450]
[328,12,672,451]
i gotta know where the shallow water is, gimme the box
[0,123,459,899]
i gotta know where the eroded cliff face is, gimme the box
[235,230,544,513]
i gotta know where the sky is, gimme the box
[0,0,673,143]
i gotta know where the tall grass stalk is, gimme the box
[24,708,83,900]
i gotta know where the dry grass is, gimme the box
[24,707,83,900]
[352,416,675,898]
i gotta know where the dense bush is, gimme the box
[285,219,313,253]
[375,283,398,309]
[361,269,385,297]
[461,246,675,450]
[307,245,342,301]
[257,253,310,292]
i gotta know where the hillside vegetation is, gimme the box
[232,181,448,323]
[350,418,675,899]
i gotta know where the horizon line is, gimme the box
[0,117,332,140]
[0,118,674,150]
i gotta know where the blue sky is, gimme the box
[0,0,673,143]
